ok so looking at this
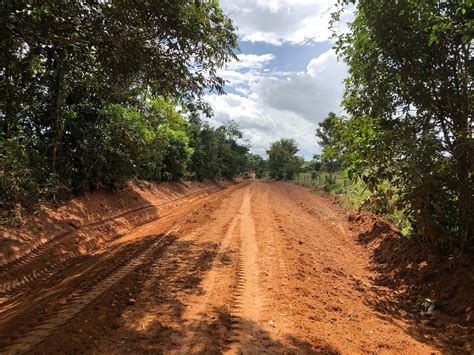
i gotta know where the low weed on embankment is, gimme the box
[293,172,413,237]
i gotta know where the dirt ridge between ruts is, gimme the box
[1,224,183,354]
[227,184,266,353]
[0,180,232,266]
[0,181,234,296]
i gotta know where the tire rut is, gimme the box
[0,188,220,299]
[175,192,244,354]
[0,221,187,355]
[226,183,269,354]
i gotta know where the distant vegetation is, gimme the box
[266,138,303,180]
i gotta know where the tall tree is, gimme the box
[266,138,302,180]
[316,112,343,180]
[0,0,237,167]
[333,0,473,249]
[187,119,250,180]
[0,1,238,208]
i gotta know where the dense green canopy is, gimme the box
[0,1,252,213]
[332,0,473,250]
[266,138,302,180]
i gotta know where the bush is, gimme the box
[0,137,39,208]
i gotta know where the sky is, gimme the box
[204,0,353,160]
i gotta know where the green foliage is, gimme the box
[187,119,250,180]
[294,171,345,194]
[245,154,266,178]
[293,172,413,236]
[333,0,473,251]
[161,127,194,181]
[0,2,242,212]
[266,138,303,180]
[316,112,343,177]
[0,137,39,207]
[215,121,250,179]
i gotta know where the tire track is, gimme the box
[226,183,268,354]
[0,187,222,298]
[263,184,296,336]
[174,191,244,354]
[0,186,218,272]
[0,221,187,355]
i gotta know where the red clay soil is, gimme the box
[0,179,232,265]
[348,211,474,352]
[0,180,472,354]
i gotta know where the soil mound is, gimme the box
[0,179,233,266]
[349,212,474,352]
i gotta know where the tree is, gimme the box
[220,121,250,178]
[0,1,238,208]
[311,155,322,172]
[245,154,266,178]
[187,119,250,180]
[333,0,473,250]
[266,138,302,180]
[316,112,343,180]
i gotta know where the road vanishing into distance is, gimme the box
[0,181,441,354]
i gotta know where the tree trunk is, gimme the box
[454,42,473,249]
[50,49,67,174]
[454,130,473,249]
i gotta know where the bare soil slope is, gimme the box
[0,180,472,354]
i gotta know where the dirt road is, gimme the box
[0,181,451,353]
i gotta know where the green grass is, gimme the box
[293,171,413,236]
[293,171,345,194]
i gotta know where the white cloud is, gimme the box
[217,69,257,87]
[206,93,317,158]
[206,48,348,159]
[251,48,347,121]
[220,0,339,45]
[217,53,275,87]
[235,86,252,96]
[307,48,339,76]
[228,53,275,70]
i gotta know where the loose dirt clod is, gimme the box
[127,298,136,305]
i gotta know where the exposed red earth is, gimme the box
[0,180,472,354]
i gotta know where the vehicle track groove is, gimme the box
[0,188,221,298]
[226,185,266,354]
[0,187,218,272]
[0,221,187,355]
